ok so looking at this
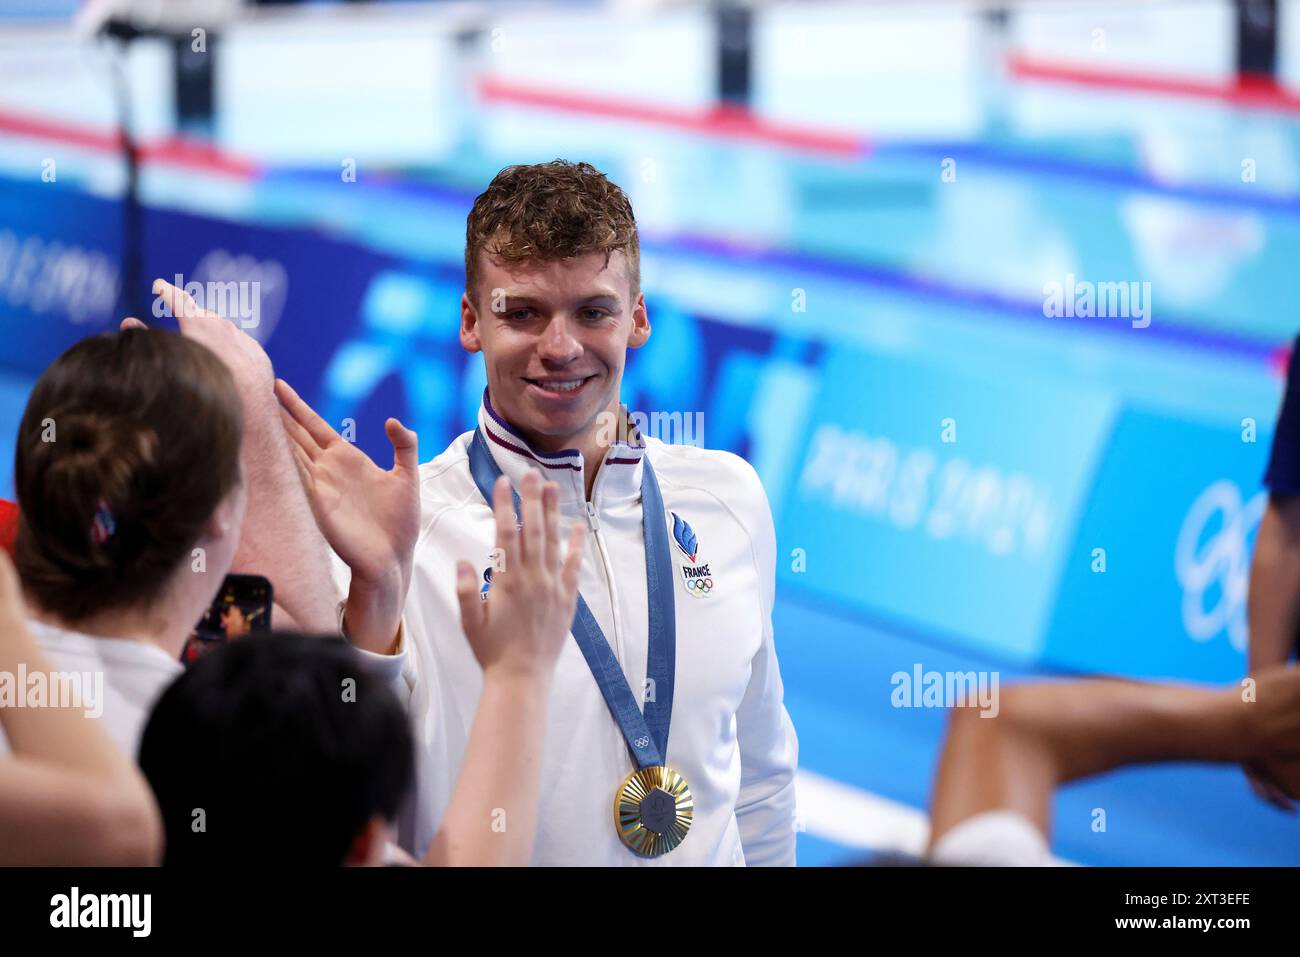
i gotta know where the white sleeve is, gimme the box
[731,461,799,866]
[930,811,1055,867]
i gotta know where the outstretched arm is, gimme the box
[0,552,162,865]
[422,472,585,867]
[274,377,420,656]
[928,670,1300,850]
[128,281,339,632]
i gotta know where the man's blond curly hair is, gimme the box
[465,160,640,303]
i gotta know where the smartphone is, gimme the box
[181,574,273,665]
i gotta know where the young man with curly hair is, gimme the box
[194,160,799,866]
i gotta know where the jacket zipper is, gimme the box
[584,473,625,665]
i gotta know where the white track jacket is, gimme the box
[354,394,799,866]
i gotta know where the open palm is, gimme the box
[455,472,585,677]
[275,378,420,588]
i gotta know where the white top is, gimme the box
[347,394,800,866]
[930,810,1055,867]
[0,619,183,761]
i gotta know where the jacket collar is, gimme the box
[476,388,645,506]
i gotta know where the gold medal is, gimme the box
[614,765,693,857]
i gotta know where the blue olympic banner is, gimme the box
[775,343,1117,665]
[1044,408,1272,682]
[0,179,123,367]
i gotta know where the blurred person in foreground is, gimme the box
[195,160,798,865]
[141,452,580,867]
[141,632,412,866]
[142,465,579,866]
[9,326,246,754]
[14,320,584,865]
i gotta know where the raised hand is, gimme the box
[134,279,275,398]
[455,471,586,678]
[423,473,587,866]
[276,377,420,653]
[120,279,344,635]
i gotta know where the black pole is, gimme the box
[716,2,752,107]
[174,33,217,132]
[106,36,144,324]
[1237,0,1278,78]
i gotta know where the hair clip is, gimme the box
[89,497,117,545]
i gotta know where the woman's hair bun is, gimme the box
[14,328,243,622]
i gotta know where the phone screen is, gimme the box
[182,574,273,665]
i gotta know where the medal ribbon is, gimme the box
[468,428,676,770]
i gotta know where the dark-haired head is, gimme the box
[139,632,414,866]
[13,328,244,623]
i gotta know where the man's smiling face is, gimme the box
[460,249,650,452]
